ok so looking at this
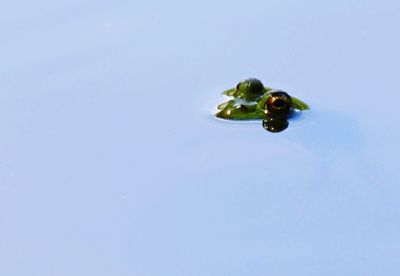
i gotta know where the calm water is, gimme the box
[1,1,400,275]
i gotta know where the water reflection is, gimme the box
[262,118,289,133]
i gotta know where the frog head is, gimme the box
[216,79,309,121]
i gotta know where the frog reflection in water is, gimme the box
[216,78,309,132]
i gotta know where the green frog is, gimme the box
[216,78,309,121]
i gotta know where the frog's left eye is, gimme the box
[265,91,292,119]
[235,78,264,100]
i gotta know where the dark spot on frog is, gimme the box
[236,105,248,112]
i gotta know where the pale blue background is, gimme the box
[1,1,400,275]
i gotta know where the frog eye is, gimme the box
[265,91,292,119]
[245,78,264,95]
[235,78,264,100]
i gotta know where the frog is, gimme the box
[215,78,310,132]
[216,78,309,120]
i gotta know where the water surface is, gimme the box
[1,0,400,275]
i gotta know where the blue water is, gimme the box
[1,1,400,275]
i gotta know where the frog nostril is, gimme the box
[236,105,248,112]
[236,82,242,91]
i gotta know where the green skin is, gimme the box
[216,82,309,120]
